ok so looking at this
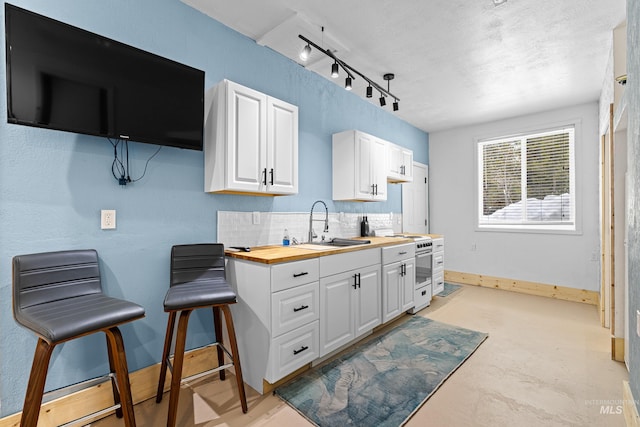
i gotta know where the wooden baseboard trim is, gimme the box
[613,337,625,362]
[623,381,640,427]
[0,345,219,427]
[444,270,599,305]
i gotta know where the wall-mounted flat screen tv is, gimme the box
[5,3,204,150]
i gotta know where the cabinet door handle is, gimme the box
[421,289,427,296]
[371,184,375,195]
[401,263,406,276]
[262,168,267,185]
[353,273,358,289]
[293,345,309,355]
[269,168,274,185]
[357,273,361,288]
[375,184,378,195]
[293,272,309,278]
[401,165,405,175]
[293,304,309,312]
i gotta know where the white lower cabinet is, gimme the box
[381,243,416,323]
[226,257,320,393]
[431,237,445,296]
[319,264,381,356]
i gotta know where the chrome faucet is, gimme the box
[308,200,329,243]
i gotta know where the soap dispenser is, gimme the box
[283,228,290,246]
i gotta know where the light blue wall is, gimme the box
[0,0,428,416]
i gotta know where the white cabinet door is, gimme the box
[266,97,298,195]
[332,130,387,201]
[354,264,381,336]
[205,79,298,195]
[226,81,267,192]
[370,137,387,200]
[382,262,402,323]
[401,259,416,311]
[387,142,413,183]
[319,272,354,356]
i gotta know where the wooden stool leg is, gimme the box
[212,306,226,381]
[167,310,191,427]
[21,338,55,427]
[106,334,123,418]
[156,312,177,403]
[221,305,248,413]
[104,327,136,427]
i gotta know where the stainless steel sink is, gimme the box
[310,238,371,247]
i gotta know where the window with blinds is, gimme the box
[477,126,575,230]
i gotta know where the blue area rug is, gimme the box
[275,316,488,427]
[438,282,462,297]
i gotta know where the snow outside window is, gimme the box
[477,126,575,231]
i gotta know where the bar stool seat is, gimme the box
[13,249,145,427]
[156,244,247,427]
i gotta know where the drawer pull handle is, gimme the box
[293,304,309,312]
[293,345,309,355]
[293,272,309,278]
[437,261,443,265]
[398,251,408,255]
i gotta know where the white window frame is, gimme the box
[476,123,577,233]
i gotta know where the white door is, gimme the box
[267,97,298,194]
[402,162,428,233]
[227,82,266,192]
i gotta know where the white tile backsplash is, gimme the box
[217,211,402,248]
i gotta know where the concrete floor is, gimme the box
[92,284,629,427]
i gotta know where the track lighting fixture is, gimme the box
[331,61,339,78]
[299,44,311,61]
[298,34,400,111]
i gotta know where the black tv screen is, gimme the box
[5,4,204,150]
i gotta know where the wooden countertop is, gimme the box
[225,236,415,264]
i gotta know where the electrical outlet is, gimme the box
[252,211,260,225]
[101,210,116,230]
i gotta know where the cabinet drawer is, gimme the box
[271,258,319,292]
[432,238,444,253]
[271,282,319,337]
[433,252,445,272]
[267,320,319,382]
[432,272,445,296]
[381,243,415,265]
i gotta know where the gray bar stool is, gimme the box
[12,249,145,427]
[155,243,247,427]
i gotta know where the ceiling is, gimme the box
[182,0,626,133]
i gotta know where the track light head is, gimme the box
[345,77,352,91]
[379,96,386,107]
[299,44,311,61]
[366,85,373,98]
[393,100,399,111]
[331,62,339,78]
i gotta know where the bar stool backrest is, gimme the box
[170,244,225,287]
[13,249,102,315]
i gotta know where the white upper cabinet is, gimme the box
[387,142,413,183]
[204,79,298,195]
[333,130,387,201]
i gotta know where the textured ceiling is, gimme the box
[183,0,626,133]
